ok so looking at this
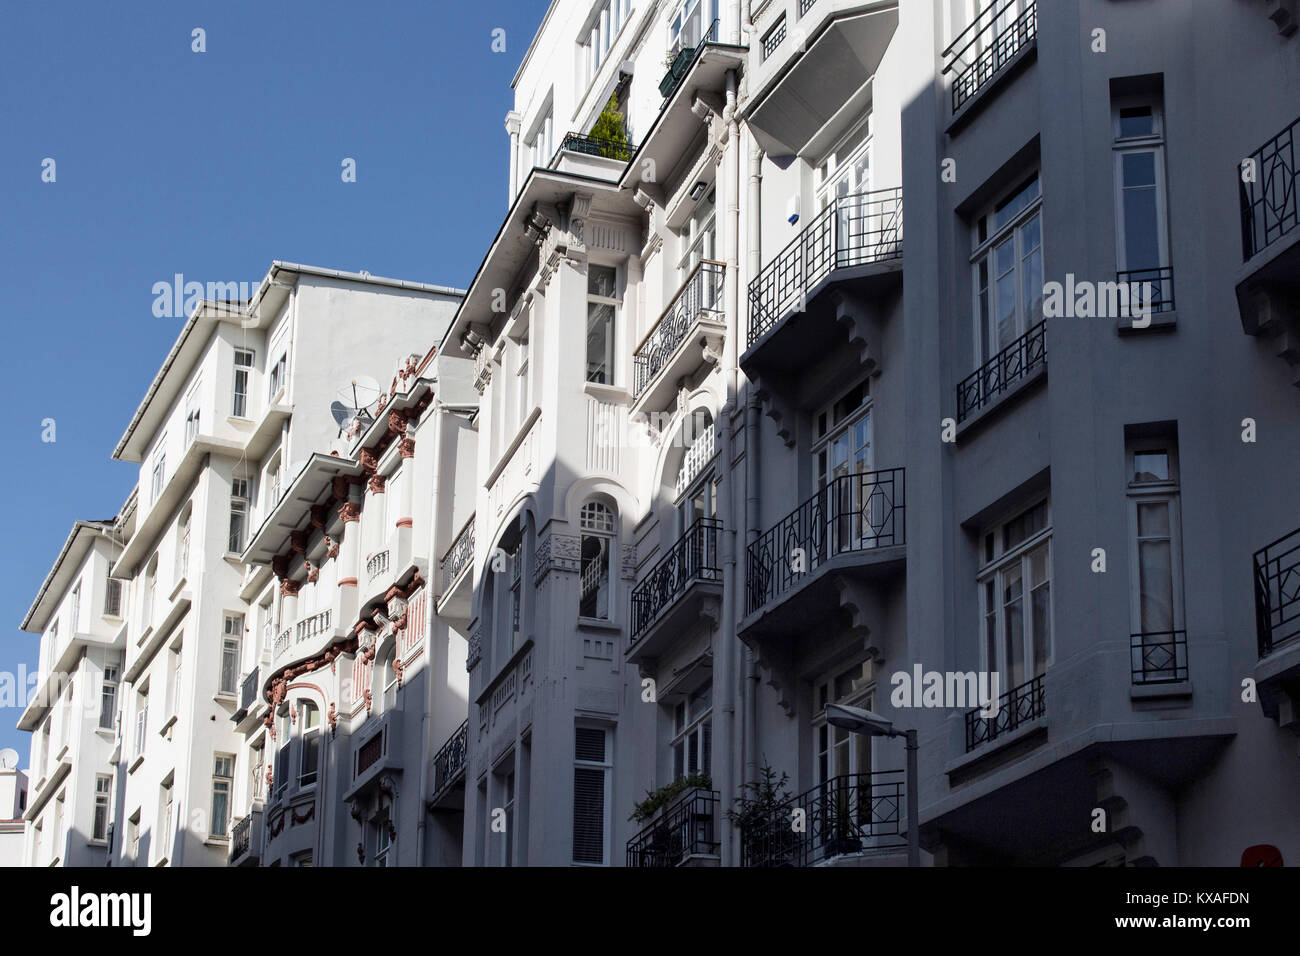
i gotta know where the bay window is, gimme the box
[978,498,1052,691]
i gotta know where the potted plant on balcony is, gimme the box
[822,787,863,858]
[630,771,711,866]
[728,762,796,867]
[588,95,628,161]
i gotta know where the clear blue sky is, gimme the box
[0,0,548,759]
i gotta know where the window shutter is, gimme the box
[572,767,605,863]
[575,727,606,762]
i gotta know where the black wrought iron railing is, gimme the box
[1255,526,1300,657]
[964,674,1045,753]
[746,469,904,616]
[943,0,1037,113]
[955,319,1046,423]
[239,667,260,714]
[1130,630,1188,684]
[1116,266,1175,315]
[229,809,261,862]
[748,188,902,349]
[1241,115,1299,261]
[440,513,475,594]
[631,518,722,645]
[660,19,720,104]
[761,15,787,60]
[626,788,721,867]
[634,260,725,397]
[740,772,904,868]
[556,131,635,164]
[432,719,469,800]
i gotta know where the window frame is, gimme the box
[92,774,112,843]
[572,725,612,866]
[585,263,620,386]
[976,497,1053,691]
[578,500,616,621]
[99,664,119,731]
[220,614,243,697]
[1111,96,1170,275]
[229,478,250,554]
[232,348,254,418]
[970,172,1044,369]
[1125,439,1185,641]
[670,682,713,781]
[211,754,234,839]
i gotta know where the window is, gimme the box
[134,687,148,757]
[580,0,631,91]
[91,774,111,842]
[229,478,250,553]
[978,499,1052,690]
[39,718,50,777]
[372,808,392,867]
[275,734,291,797]
[159,780,173,859]
[678,187,717,285]
[579,501,615,619]
[813,660,873,785]
[127,811,140,863]
[972,173,1043,367]
[496,762,516,867]
[176,509,191,584]
[221,615,243,696]
[150,440,167,504]
[815,116,872,211]
[526,106,554,170]
[299,702,320,787]
[293,851,313,867]
[1112,92,1171,308]
[142,556,157,629]
[70,581,81,633]
[671,683,712,780]
[509,541,522,652]
[99,664,119,731]
[669,0,718,52]
[268,353,286,400]
[586,265,619,384]
[168,640,183,718]
[184,379,201,445]
[104,567,122,617]
[572,727,611,865]
[1126,432,1185,682]
[267,459,282,508]
[814,380,872,488]
[232,349,254,417]
[211,754,234,838]
[516,334,531,425]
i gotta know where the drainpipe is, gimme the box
[744,141,763,794]
[414,402,441,866]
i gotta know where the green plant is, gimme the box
[629,771,712,824]
[588,95,628,158]
[726,761,792,834]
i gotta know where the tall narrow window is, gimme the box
[150,440,167,504]
[169,640,183,718]
[671,683,712,780]
[127,811,140,863]
[1112,89,1171,312]
[232,348,254,417]
[299,702,320,787]
[176,509,191,584]
[972,174,1043,366]
[572,727,611,865]
[104,567,122,617]
[209,754,233,839]
[99,664,119,731]
[229,478,250,553]
[678,187,717,284]
[527,106,554,170]
[93,775,112,842]
[159,780,174,859]
[1126,431,1186,683]
[221,614,243,696]
[184,379,201,445]
[978,499,1052,690]
[142,557,157,630]
[586,265,618,385]
[134,687,149,757]
[579,501,615,619]
[372,807,392,866]
[509,541,522,652]
[517,334,531,425]
[268,353,287,400]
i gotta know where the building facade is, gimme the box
[0,758,28,867]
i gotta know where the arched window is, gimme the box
[674,410,717,533]
[579,500,616,620]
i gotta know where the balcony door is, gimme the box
[816,119,872,264]
[813,381,876,556]
[812,660,876,849]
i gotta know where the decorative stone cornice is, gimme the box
[534,530,581,585]
[466,624,482,672]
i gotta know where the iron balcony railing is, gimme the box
[1254,526,1300,657]
[1130,630,1188,684]
[1116,266,1175,314]
[630,518,723,645]
[1241,114,1299,261]
[432,719,469,801]
[746,469,904,616]
[761,15,787,61]
[555,131,635,164]
[239,667,260,713]
[748,188,902,349]
[740,771,904,868]
[229,808,261,863]
[626,787,721,867]
[955,319,1046,424]
[964,674,1045,752]
[441,513,476,594]
[633,259,725,398]
[659,18,720,104]
[943,0,1037,113]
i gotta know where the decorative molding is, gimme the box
[466,625,482,672]
[620,544,636,581]
[339,501,361,523]
[368,473,387,494]
[534,531,581,584]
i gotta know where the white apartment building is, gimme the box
[18,515,130,867]
[0,756,28,867]
[91,262,457,867]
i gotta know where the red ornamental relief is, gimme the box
[291,804,315,826]
[332,475,352,500]
[280,577,300,597]
[393,657,404,688]
[290,529,309,555]
[387,410,407,434]
[364,688,373,716]
[328,702,338,737]
[398,437,416,459]
[368,473,387,494]
[326,536,339,558]
[306,561,319,584]
[339,501,361,523]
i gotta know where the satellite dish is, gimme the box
[0,748,19,770]
[332,375,384,436]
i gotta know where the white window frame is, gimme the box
[99,664,119,731]
[1125,440,1185,647]
[812,660,874,785]
[220,614,243,696]
[970,172,1043,368]
[1111,96,1170,275]
[150,440,167,504]
[229,478,250,554]
[232,348,254,418]
[92,774,112,843]
[671,683,712,780]
[678,186,717,284]
[572,726,612,866]
[184,379,201,445]
[976,498,1053,691]
[585,263,620,385]
[268,353,287,401]
[211,754,234,839]
[579,501,616,621]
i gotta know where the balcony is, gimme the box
[439,513,475,600]
[428,719,468,812]
[632,260,726,415]
[1236,114,1300,385]
[344,710,402,800]
[1129,630,1188,685]
[548,131,635,183]
[740,772,904,867]
[228,807,263,866]
[964,674,1045,753]
[626,787,720,867]
[1254,527,1300,728]
[942,0,1037,118]
[272,627,291,662]
[1116,266,1175,316]
[659,19,719,104]
[629,519,723,665]
[743,188,901,376]
[366,549,391,586]
[232,666,260,725]
[955,319,1046,426]
[555,131,633,163]
[745,468,904,622]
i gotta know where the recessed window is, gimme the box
[1126,429,1186,683]
[671,684,712,780]
[972,173,1043,368]
[1112,89,1172,312]
[232,349,254,417]
[99,664,119,731]
[229,478,250,554]
[268,353,286,400]
[221,614,243,696]
[298,703,320,787]
[579,501,616,619]
[979,498,1052,691]
[572,726,611,865]
[211,754,234,838]
[586,265,619,385]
